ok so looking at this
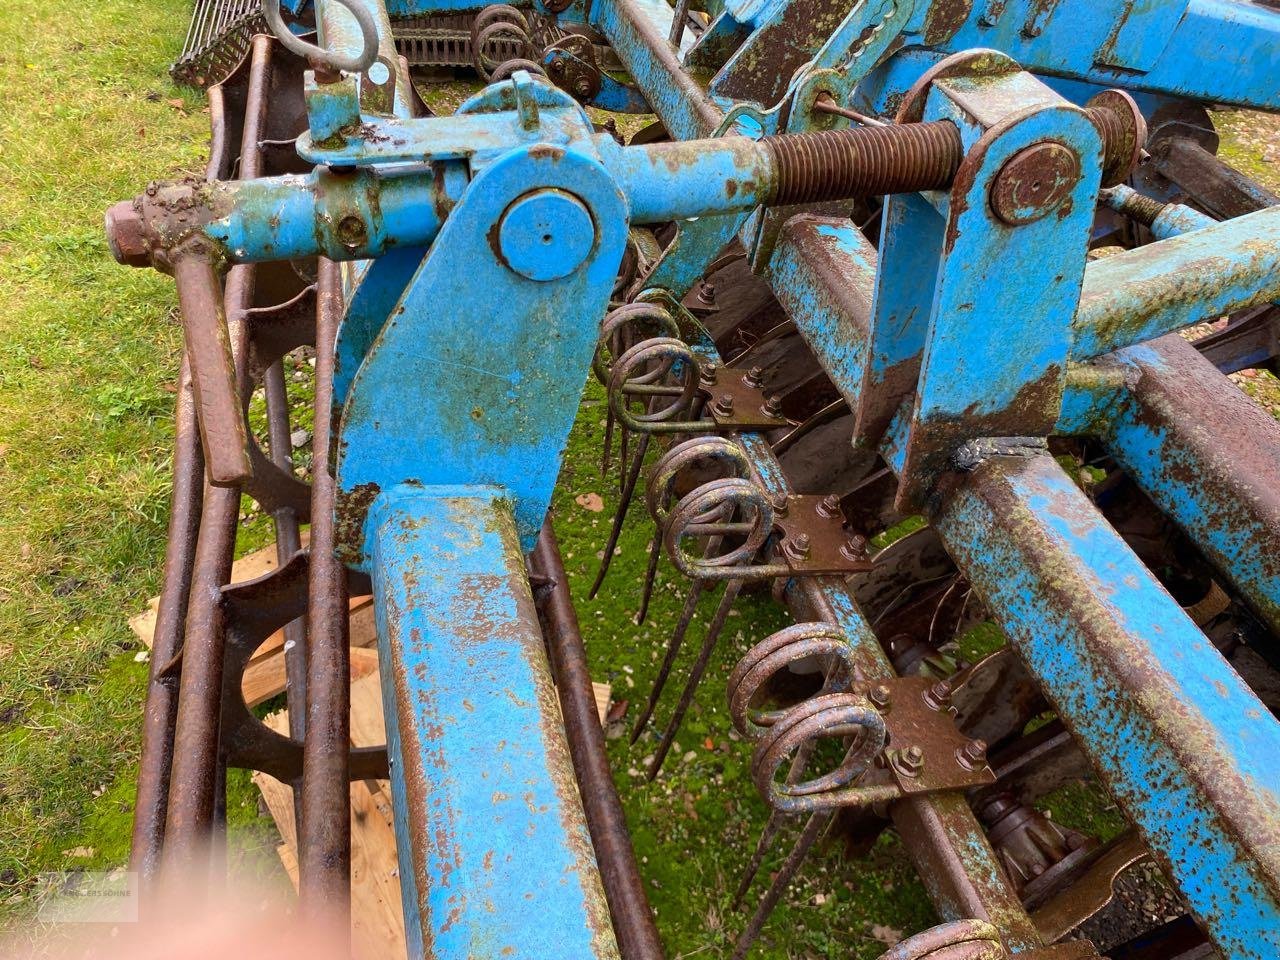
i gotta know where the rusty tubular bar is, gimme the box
[171,248,252,486]
[161,32,273,868]
[130,357,204,882]
[263,361,308,749]
[299,258,353,923]
[530,520,666,960]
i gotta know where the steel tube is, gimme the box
[932,452,1280,960]
[162,33,273,868]
[299,259,354,924]
[1072,204,1280,359]
[530,521,665,960]
[129,357,204,884]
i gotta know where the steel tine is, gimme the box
[630,577,707,743]
[634,525,663,625]
[731,737,818,908]
[588,431,651,600]
[730,811,831,960]
[646,577,744,779]
[601,403,615,478]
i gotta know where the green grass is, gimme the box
[0,0,278,918]
[0,1,1275,954]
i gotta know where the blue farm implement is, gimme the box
[107,1,1280,958]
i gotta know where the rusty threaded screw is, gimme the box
[784,532,811,561]
[924,678,953,710]
[700,362,719,385]
[869,684,892,710]
[713,393,735,416]
[957,738,988,770]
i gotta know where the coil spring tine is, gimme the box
[589,431,651,600]
[629,535,721,743]
[646,576,745,780]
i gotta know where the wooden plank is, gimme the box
[593,682,611,726]
[255,674,405,960]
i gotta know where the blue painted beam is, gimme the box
[932,452,1280,960]
[764,214,877,413]
[1071,205,1280,360]
[368,484,619,960]
[1089,333,1280,637]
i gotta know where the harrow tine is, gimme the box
[634,525,663,625]
[731,807,786,909]
[630,572,710,743]
[731,812,830,960]
[601,403,615,478]
[731,735,819,908]
[588,432,651,600]
[646,577,744,779]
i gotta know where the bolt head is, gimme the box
[763,394,782,416]
[714,393,735,415]
[869,684,892,709]
[104,200,152,268]
[990,142,1081,226]
[957,738,988,770]
[699,362,718,385]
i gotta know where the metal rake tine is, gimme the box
[619,417,631,494]
[732,808,786,909]
[588,431,651,600]
[630,575,708,744]
[601,403,615,478]
[634,525,663,625]
[646,577,744,779]
[731,737,818,908]
[730,811,830,960]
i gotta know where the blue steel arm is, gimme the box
[368,484,620,959]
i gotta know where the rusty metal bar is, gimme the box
[530,520,666,960]
[130,356,204,883]
[299,258,353,924]
[161,32,273,869]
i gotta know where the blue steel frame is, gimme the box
[115,0,1280,955]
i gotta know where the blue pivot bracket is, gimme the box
[331,77,629,958]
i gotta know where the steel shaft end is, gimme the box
[105,200,151,268]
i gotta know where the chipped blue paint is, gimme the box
[932,454,1280,959]
[338,139,629,560]
[1090,336,1280,636]
[1072,205,1280,359]
[368,485,618,960]
[766,216,878,412]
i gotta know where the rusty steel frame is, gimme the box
[109,0,1280,956]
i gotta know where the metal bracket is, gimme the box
[866,676,996,795]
